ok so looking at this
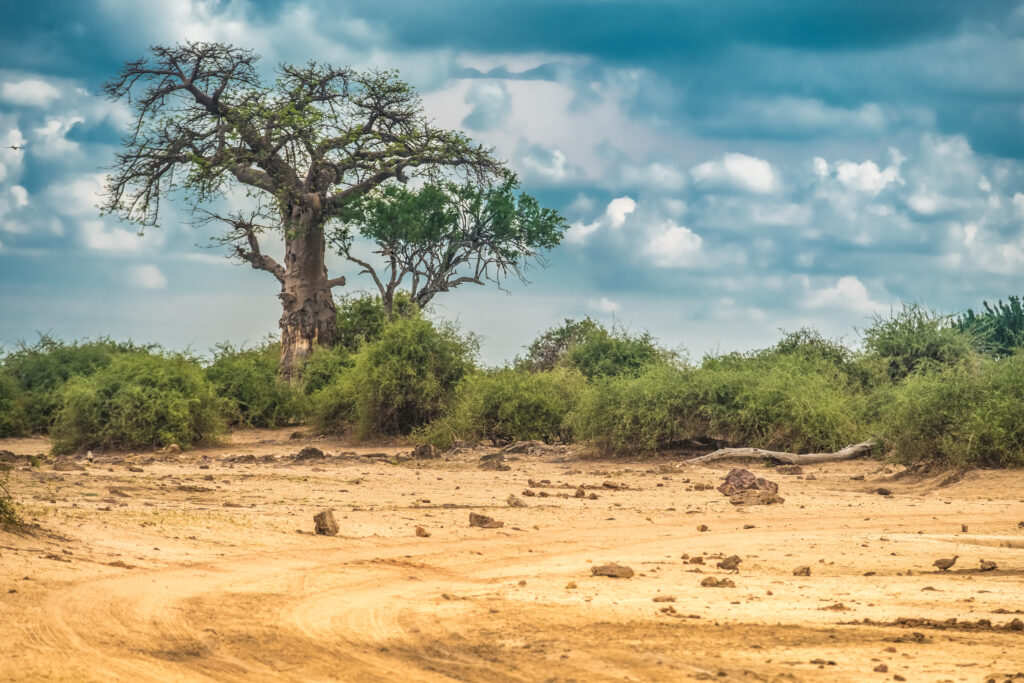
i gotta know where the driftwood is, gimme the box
[686,439,877,466]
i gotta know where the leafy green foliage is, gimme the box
[50,352,223,454]
[0,464,20,529]
[332,173,567,314]
[876,353,1024,467]
[205,342,304,427]
[570,333,872,456]
[519,318,670,379]
[312,316,477,437]
[422,367,586,448]
[861,303,979,382]
[955,295,1024,357]
[333,292,417,352]
[2,336,149,434]
[0,370,26,438]
[300,346,353,396]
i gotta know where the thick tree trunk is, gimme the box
[685,439,878,466]
[278,214,336,382]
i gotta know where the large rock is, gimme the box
[295,446,327,461]
[717,468,779,496]
[591,563,634,578]
[412,444,439,459]
[729,489,785,506]
[313,509,339,536]
[468,512,504,528]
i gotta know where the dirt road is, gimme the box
[2,429,1023,681]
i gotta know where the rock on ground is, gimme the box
[591,563,634,578]
[469,512,504,529]
[313,509,339,536]
[729,490,785,506]
[717,468,779,496]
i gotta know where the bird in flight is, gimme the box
[6,145,22,151]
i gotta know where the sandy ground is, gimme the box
[1,429,1023,682]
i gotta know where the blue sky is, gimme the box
[1,1,1022,364]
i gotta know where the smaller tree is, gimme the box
[330,172,566,316]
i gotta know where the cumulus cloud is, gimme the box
[619,161,686,191]
[834,159,902,195]
[564,219,601,245]
[803,275,884,314]
[644,221,703,267]
[606,196,636,228]
[1,78,61,107]
[589,296,621,313]
[520,144,568,182]
[461,80,510,131]
[128,264,168,290]
[691,153,779,194]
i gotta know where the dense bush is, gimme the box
[0,370,26,438]
[570,336,872,456]
[862,304,979,382]
[2,336,147,434]
[0,464,19,529]
[877,353,1024,467]
[423,367,586,448]
[50,352,223,454]
[300,345,353,395]
[312,316,476,437]
[520,318,670,378]
[334,291,417,353]
[205,342,304,427]
[955,295,1024,357]
[570,363,700,455]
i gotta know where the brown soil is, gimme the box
[2,428,1024,681]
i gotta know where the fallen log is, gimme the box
[685,439,877,466]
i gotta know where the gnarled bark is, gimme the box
[686,439,878,466]
[277,211,336,382]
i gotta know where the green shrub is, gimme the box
[205,342,304,427]
[878,354,1024,467]
[2,336,147,434]
[300,345,353,395]
[570,363,701,455]
[50,352,223,454]
[520,317,670,378]
[571,339,871,456]
[862,304,979,382]
[423,367,586,448]
[696,351,870,453]
[0,464,20,529]
[955,294,1024,357]
[313,316,476,437]
[0,370,26,437]
[334,291,417,352]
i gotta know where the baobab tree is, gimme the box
[101,42,502,379]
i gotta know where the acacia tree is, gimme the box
[330,172,567,317]
[101,42,502,379]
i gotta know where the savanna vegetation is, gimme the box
[3,293,1024,469]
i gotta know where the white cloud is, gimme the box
[803,275,883,314]
[32,116,84,158]
[589,296,621,313]
[691,153,779,194]
[128,264,167,290]
[813,157,829,178]
[620,162,686,191]
[605,196,636,228]
[9,185,28,207]
[520,146,568,182]
[564,220,601,245]
[834,160,902,195]
[645,221,703,268]
[81,221,144,252]
[1,78,61,107]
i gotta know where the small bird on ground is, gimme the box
[933,555,959,571]
[979,559,997,572]
[716,555,742,573]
